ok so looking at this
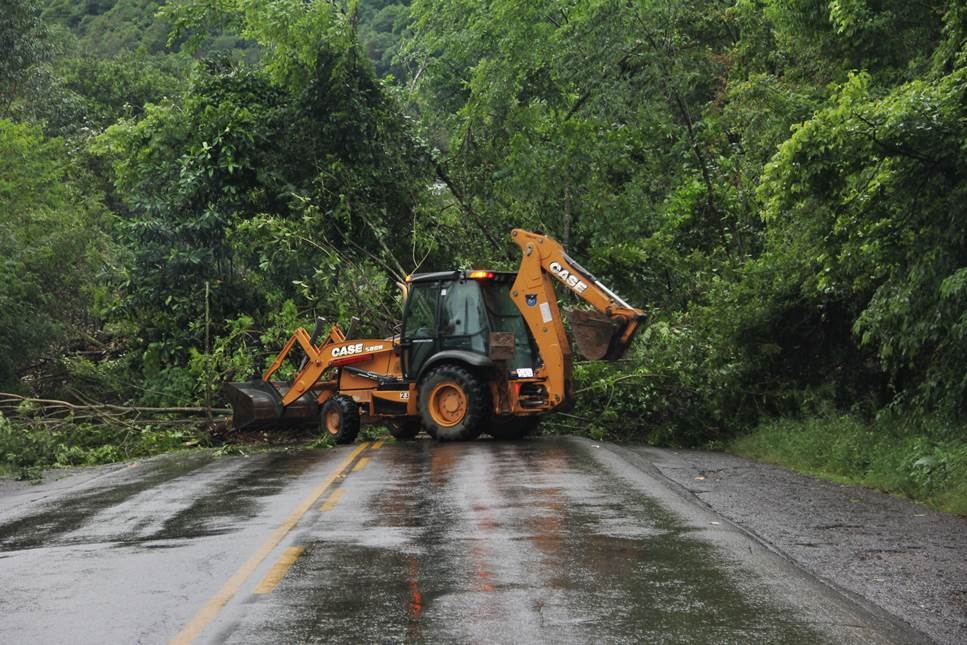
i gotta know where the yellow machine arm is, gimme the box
[262,323,392,407]
[509,228,646,408]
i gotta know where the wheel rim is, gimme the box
[428,382,467,428]
[324,408,341,435]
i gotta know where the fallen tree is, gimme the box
[0,392,228,431]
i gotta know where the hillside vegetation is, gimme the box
[1,0,964,512]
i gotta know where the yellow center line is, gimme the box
[318,486,346,512]
[352,456,371,473]
[372,438,386,450]
[253,546,305,595]
[170,442,370,645]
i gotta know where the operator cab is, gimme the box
[400,270,539,380]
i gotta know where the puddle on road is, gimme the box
[140,450,324,543]
[0,454,212,551]
[220,439,828,644]
[0,449,326,551]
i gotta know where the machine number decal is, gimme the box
[540,302,553,323]
[399,392,410,401]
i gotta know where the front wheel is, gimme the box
[320,395,360,444]
[419,365,489,441]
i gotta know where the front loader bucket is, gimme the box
[566,309,634,361]
[222,380,320,431]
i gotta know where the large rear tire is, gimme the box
[320,395,360,445]
[419,364,488,441]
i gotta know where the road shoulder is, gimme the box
[621,444,966,645]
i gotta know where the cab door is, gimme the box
[400,281,442,379]
[437,279,489,356]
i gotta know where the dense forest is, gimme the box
[1,0,965,511]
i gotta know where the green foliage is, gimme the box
[759,64,967,413]
[358,424,389,442]
[732,413,967,516]
[55,51,187,130]
[96,60,285,370]
[42,0,173,56]
[160,0,353,87]
[0,411,198,480]
[0,119,112,390]
[189,313,259,386]
[59,354,139,402]
[407,0,707,257]
[139,362,198,407]
[42,0,258,60]
[94,2,433,405]
[763,0,944,84]
[187,298,330,395]
[556,321,722,446]
[0,0,52,114]
[357,1,411,79]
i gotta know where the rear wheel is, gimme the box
[387,419,421,440]
[419,364,488,441]
[320,395,360,444]
[488,416,540,440]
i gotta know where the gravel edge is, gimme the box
[622,446,967,645]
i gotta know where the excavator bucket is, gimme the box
[565,309,635,361]
[222,380,321,431]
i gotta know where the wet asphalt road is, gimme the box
[0,437,928,644]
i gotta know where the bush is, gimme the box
[731,413,967,516]
[541,318,728,446]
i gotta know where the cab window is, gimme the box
[441,280,487,336]
[403,283,438,339]
[481,281,538,370]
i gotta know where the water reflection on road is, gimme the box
[225,438,826,644]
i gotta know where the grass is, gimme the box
[730,413,967,516]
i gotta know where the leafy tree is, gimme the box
[763,0,945,85]
[98,60,287,369]
[357,1,411,79]
[0,0,52,115]
[758,66,967,414]
[0,119,111,390]
[42,0,175,57]
[404,0,757,302]
[99,0,435,401]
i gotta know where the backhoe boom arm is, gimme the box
[509,228,646,408]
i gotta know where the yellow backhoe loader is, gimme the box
[223,229,645,441]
